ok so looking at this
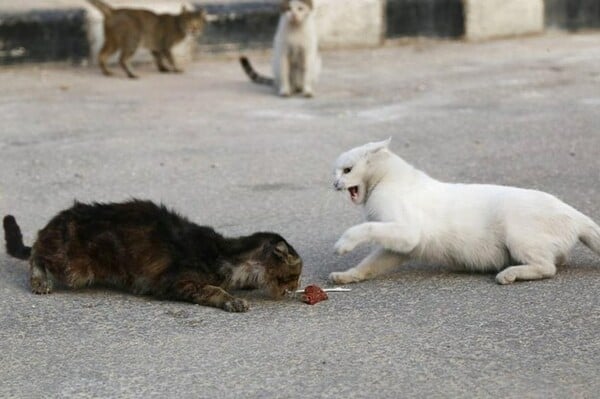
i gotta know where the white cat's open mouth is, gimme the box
[348,186,359,202]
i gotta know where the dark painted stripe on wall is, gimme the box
[545,0,600,30]
[196,1,279,51]
[386,0,464,38]
[0,9,88,65]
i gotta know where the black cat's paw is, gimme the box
[31,278,52,295]
[223,298,249,312]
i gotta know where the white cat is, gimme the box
[240,0,321,97]
[330,139,600,285]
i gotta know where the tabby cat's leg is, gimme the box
[171,276,249,312]
[118,35,140,79]
[119,50,138,79]
[163,50,182,73]
[29,258,52,294]
[152,51,169,72]
[98,38,118,76]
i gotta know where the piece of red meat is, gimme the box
[301,285,328,305]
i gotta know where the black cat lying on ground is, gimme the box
[3,200,302,312]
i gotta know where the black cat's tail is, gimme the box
[239,56,274,86]
[87,0,113,16]
[3,215,31,260]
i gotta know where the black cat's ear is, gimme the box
[181,5,188,14]
[280,0,290,12]
[273,241,289,258]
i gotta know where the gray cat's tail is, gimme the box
[240,57,274,86]
[3,215,31,260]
[87,0,112,16]
[579,216,600,256]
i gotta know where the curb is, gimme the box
[386,0,464,39]
[0,8,89,64]
[198,2,279,52]
[1,0,599,65]
[545,0,600,30]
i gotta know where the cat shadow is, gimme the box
[0,257,292,307]
[0,257,30,291]
[363,258,600,286]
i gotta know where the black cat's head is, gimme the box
[253,233,303,298]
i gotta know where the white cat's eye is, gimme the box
[343,167,352,174]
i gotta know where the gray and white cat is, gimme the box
[240,0,321,97]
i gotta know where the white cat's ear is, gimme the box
[365,138,391,154]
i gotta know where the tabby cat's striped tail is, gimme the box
[240,56,274,86]
[87,0,113,16]
[3,215,31,260]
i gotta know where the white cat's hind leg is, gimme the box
[495,261,556,284]
[496,242,558,284]
[330,248,405,284]
[496,216,581,284]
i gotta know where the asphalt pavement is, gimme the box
[1,33,599,398]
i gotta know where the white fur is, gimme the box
[272,0,321,97]
[330,139,600,284]
[227,261,265,289]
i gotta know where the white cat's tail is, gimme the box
[87,0,112,16]
[239,57,274,86]
[579,216,600,256]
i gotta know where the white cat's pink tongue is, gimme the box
[349,186,359,201]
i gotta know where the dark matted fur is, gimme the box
[3,200,302,312]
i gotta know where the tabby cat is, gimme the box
[240,0,320,97]
[3,200,302,312]
[88,0,206,78]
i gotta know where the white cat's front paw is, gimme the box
[329,271,362,284]
[334,235,356,255]
[279,87,291,97]
[496,268,517,285]
[302,88,314,98]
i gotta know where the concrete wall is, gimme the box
[545,0,600,31]
[315,0,384,49]
[386,0,464,38]
[463,0,544,40]
[2,0,600,65]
